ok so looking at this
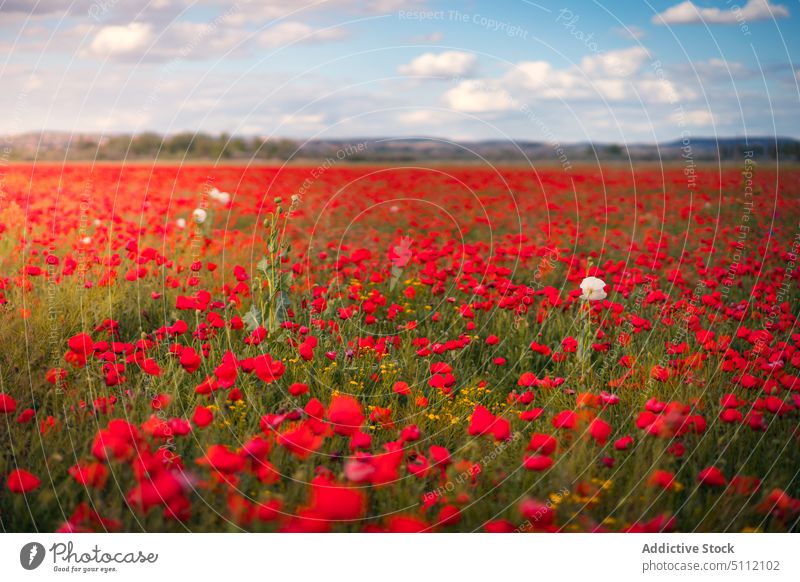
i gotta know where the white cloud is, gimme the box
[682,58,752,80]
[672,109,715,126]
[443,80,515,113]
[1,1,796,143]
[167,21,245,57]
[514,61,583,98]
[398,110,438,124]
[259,22,347,48]
[85,20,245,61]
[85,14,349,61]
[442,47,696,113]
[89,23,154,57]
[0,59,792,143]
[398,51,477,77]
[222,3,304,26]
[1,0,182,27]
[653,0,789,25]
[219,0,426,23]
[581,46,650,78]
[397,109,462,125]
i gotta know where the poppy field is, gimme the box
[1,161,799,533]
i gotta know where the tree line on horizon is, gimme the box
[7,131,800,162]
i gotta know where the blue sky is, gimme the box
[1,0,798,142]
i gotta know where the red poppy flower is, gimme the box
[68,333,94,356]
[614,435,634,450]
[436,505,462,527]
[648,470,676,491]
[16,408,35,424]
[179,347,202,373]
[697,466,727,488]
[256,499,282,522]
[527,433,557,455]
[192,405,213,428]
[429,445,452,468]
[278,422,323,459]
[393,381,411,395]
[529,341,551,356]
[7,469,41,493]
[214,354,238,388]
[589,418,612,445]
[485,520,516,533]
[468,405,512,441]
[523,455,554,471]
[307,476,366,521]
[552,410,577,430]
[0,393,17,414]
[520,498,555,527]
[45,368,67,385]
[127,471,185,513]
[327,395,364,436]
[386,515,429,532]
[69,462,109,489]
[197,445,245,474]
[520,408,544,422]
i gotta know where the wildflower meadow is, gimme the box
[1,162,798,533]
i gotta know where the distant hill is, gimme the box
[659,136,800,159]
[2,132,798,162]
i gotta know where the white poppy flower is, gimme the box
[176,218,187,229]
[192,208,207,224]
[580,276,607,301]
[210,188,231,205]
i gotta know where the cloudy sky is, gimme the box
[1,0,798,142]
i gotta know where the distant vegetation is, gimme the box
[5,131,800,162]
[22,132,303,162]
